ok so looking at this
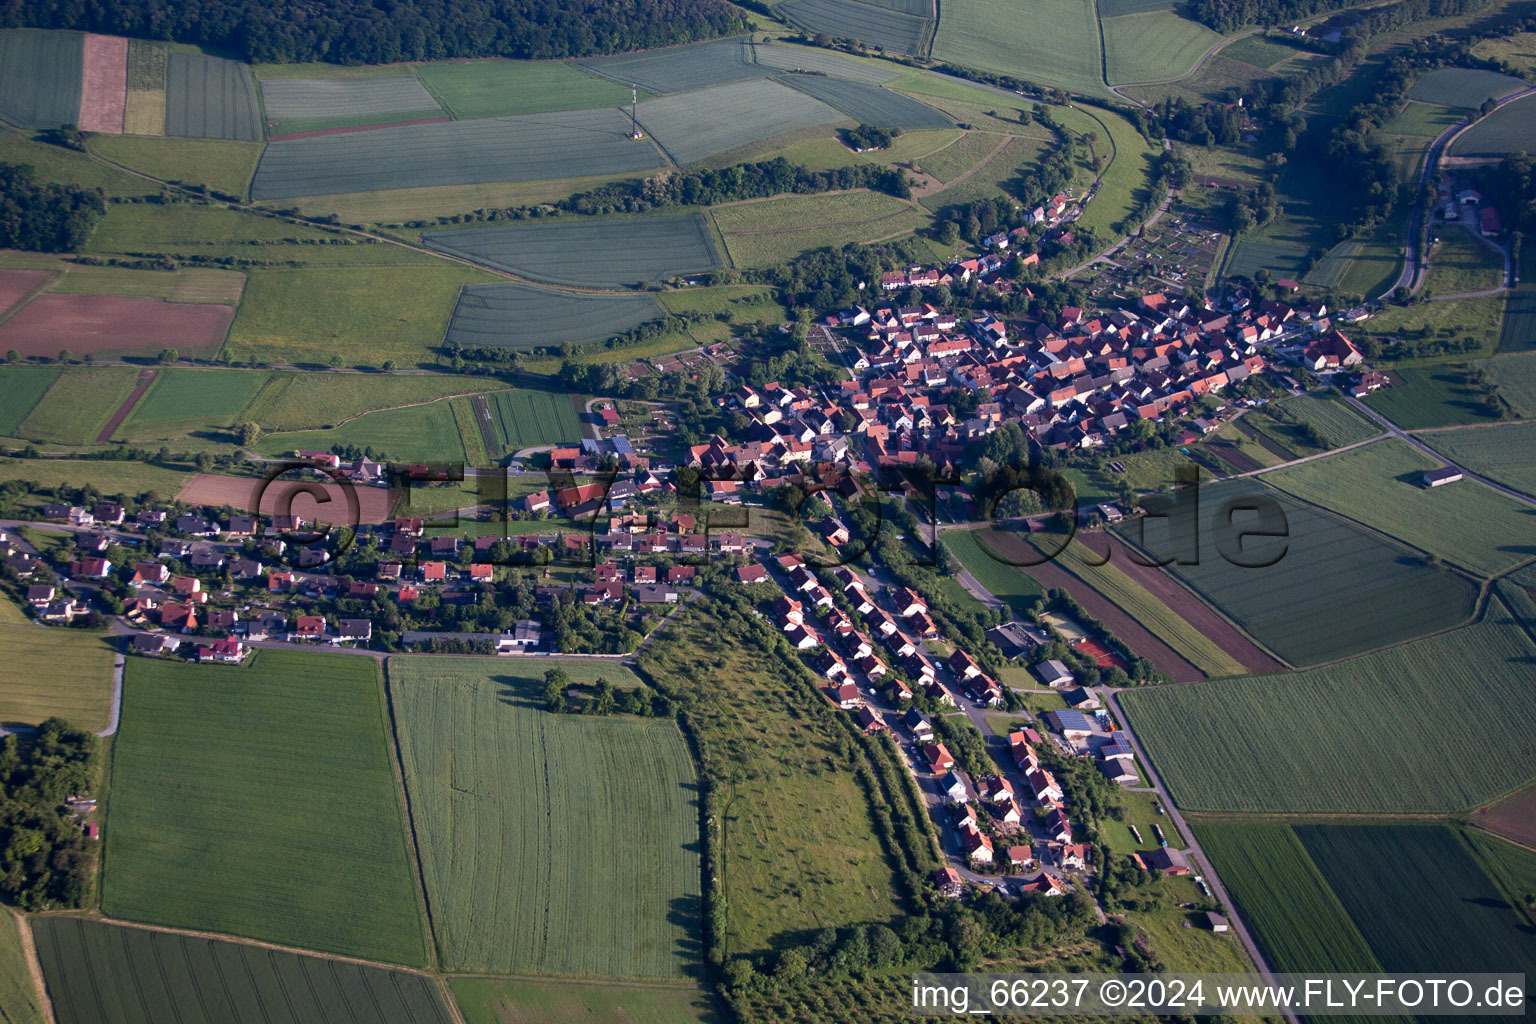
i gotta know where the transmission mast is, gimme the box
[629,85,644,140]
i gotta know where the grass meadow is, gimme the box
[0,458,194,500]
[0,366,62,436]
[389,657,699,977]
[1363,361,1509,429]
[1064,104,1160,239]
[85,135,262,197]
[712,190,928,268]
[1424,226,1505,295]
[1487,350,1536,412]
[636,603,901,958]
[1120,602,1536,814]
[0,625,116,733]
[115,368,269,440]
[241,371,494,431]
[942,528,1045,620]
[256,396,470,463]
[15,367,140,445]
[451,978,717,1024]
[1102,10,1223,86]
[931,0,1110,99]
[0,913,45,1024]
[1119,480,1477,666]
[1498,241,1536,353]
[1421,421,1536,498]
[103,650,429,965]
[1263,437,1536,577]
[416,59,635,119]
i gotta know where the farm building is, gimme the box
[1423,467,1464,487]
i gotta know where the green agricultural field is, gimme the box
[1303,220,1402,298]
[0,129,149,199]
[0,29,84,129]
[1195,823,1384,973]
[916,129,1010,183]
[1362,361,1507,429]
[777,0,931,56]
[0,913,44,1024]
[636,603,901,957]
[250,108,667,200]
[389,657,698,977]
[0,366,62,436]
[1102,10,1223,86]
[85,135,262,197]
[775,75,951,130]
[1218,33,1304,70]
[1070,105,1160,239]
[423,214,723,288]
[256,396,470,463]
[15,367,140,445]
[1425,226,1505,295]
[1487,350,1536,413]
[452,978,715,1024]
[0,625,116,733]
[920,134,1049,212]
[932,0,1110,99]
[165,53,262,142]
[416,59,635,119]
[637,78,846,166]
[753,42,903,83]
[227,264,496,366]
[1464,828,1536,907]
[484,388,584,452]
[1499,241,1536,353]
[259,73,440,126]
[44,264,245,304]
[0,458,194,500]
[942,528,1044,620]
[1048,541,1248,677]
[1407,67,1526,108]
[33,918,453,1024]
[1118,480,1478,666]
[1382,100,1465,136]
[577,37,765,94]
[85,201,340,254]
[657,282,785,321]
[103,651,429,965]
[1420,421,1536,498]
[115,368,270,439]
[1267,391,1382,448]
[444,281,662,351]
[1264,437,1535,577]
[124,39,168,136]
[1297,825,1536,974]
[712,190,928,268]
[1121,603,1536,814]
[263,169,645,225]
[1451,92,1536,158]
[240,370,494,431]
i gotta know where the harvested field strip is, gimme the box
[123,40,166,136]
[0,366,63,436]
[176,471,398,524]
[260,75,440,121]
[775,75,952,130]
[1196,823,1384,973]
[752,42,902,83]
[712,189,928,267]
[1230,415,1296,460]
[975,528,1203,682]
[1120,600,1536,814]
[451,977,717,1024]
[1263,437,1535,578]
[165,53,261,142]
[636,78,847,166]
[778,0,931,56]
[1471,791,1536,861]
[79,34,128,134]
[0,293,235,360]
[445,282,662,351]
[1115,480,1479,667]
[423,214,722,288]
[1297,825,1536,974]
[576,37,765,95]
[0,29,84,130]
[390,657,700,976]
[103,651,429,965]
[46,264,246,305]
[33,918,454,1024]
[250,109,666,200]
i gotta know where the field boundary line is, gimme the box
[10,909,58,1024]
[94,368,157,443]
[378,658,446,971]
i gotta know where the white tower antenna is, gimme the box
[629,86,644,140]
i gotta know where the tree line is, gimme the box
[2,0,745,64]
[0,720,97,910]
[0,163,106,253]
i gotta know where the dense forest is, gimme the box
[0,163,106,252]
[0,0,746,64]
[1191,0,1373,33]
[0,719,98,910]
[1481,153,1536,235]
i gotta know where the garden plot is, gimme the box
[637,78,847,166]
[250,108,665,199]
[390,658,700,977]
[0,29,84,129]
[165,53,262,141]
[445,282,662,351]
[34,918,453,1024]
[778,0,931,56]
[752,42,902,83]
[423,213,723,287]
[576,37,765,94]
[776,74,951,130]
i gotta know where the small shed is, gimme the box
[1206,911,1229,933]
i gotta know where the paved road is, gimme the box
[1102,688,1299,1024]
[1345,396,1536,508]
